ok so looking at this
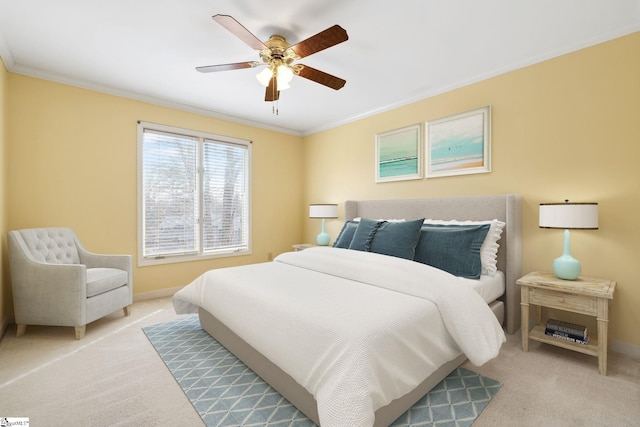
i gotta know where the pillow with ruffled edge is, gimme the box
[423,219,505,275]
[414,223,491,279]
[349,218,424,260]
[334,218,406,248]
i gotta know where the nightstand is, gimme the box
[293,244,315,251]
[517,271,616,375]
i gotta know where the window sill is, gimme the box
[137,248,251,267]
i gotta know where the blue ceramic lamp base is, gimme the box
[316,232,330,246]
[553,229,581,280]
[316,218,331,246]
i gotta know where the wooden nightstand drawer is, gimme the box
[529,288,598,316]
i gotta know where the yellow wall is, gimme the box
[6,75,304,297]
[0,57,7,330]
[303,32,640,346]
[2,32,639,350]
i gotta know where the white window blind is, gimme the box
[142,129,198,257]
[202,140,249,253]
[138,122,251,265]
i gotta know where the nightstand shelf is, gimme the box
[528,324,599,357]
[517,271,615,375]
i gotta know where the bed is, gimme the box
[173,194,522,427]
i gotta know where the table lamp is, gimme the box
[539,200,599,280]
[309,204,338,246]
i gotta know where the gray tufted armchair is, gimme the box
[7,228,133,339]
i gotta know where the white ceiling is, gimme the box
[1,0,639,136]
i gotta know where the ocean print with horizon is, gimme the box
[378,126,420,179]
[429,112,485,172]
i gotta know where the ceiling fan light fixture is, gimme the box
[256,67,273,87]
[278,80,291,91]
[276,65,294,86]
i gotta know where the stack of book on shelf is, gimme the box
[545,318,589,344]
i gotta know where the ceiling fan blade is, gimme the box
[290,25,348,58]
[212,14,267,51]
[297,65,346,90]
[196,61,260,73]
[265,76,280,101]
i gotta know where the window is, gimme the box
[137,122,251,266]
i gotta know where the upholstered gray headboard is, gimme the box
[345,194,522,334]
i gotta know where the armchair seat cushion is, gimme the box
[86,268,128,297]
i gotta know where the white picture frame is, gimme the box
[425,106,491,178]
[375,123,422,183]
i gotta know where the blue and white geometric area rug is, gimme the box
[143,315,501,427]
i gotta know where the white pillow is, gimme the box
[423,219,505,275]
[351,217,405,222]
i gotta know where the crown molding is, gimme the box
[3,25,639,138]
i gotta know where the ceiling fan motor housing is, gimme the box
[260,35,299,70]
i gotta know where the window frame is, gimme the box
[137,121,252,267]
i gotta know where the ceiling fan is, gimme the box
[196,15,348,103]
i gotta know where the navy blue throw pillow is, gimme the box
[413,223,490,279]
[333,220,359,248]
[349,218,424,260]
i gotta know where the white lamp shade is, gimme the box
[277,80,291,91]
[256,68,273,87]
[309,204,338,218]
[276,65,294,90]
[539,202,598,229]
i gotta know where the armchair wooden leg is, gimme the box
[123,305,131,317]
[75,325,86,340]
[16,324,26,337]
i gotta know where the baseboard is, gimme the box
[133,285,184,302]
[612,340,640,360]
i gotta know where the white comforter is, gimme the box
[173,247,505,427]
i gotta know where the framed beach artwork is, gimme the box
[425,106,491,178]
[375,123,422,183]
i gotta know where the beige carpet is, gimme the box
[1,297,638,426]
